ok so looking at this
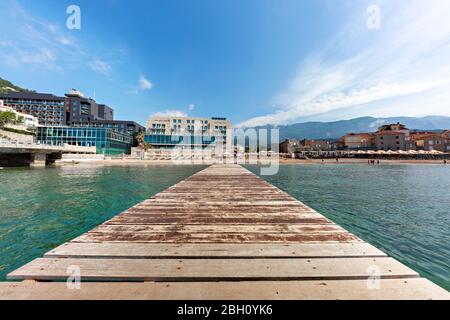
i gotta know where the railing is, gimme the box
[0,140,96,153]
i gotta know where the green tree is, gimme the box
[15,115,24,125]
[0,111,18,128]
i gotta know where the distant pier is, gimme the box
[1,164,448,299]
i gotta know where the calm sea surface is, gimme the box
[0,165,206,281]
[0,163,448,290]
[247,164,450,290]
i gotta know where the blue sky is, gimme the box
[1,0,450,127]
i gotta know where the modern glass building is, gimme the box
[37,126,133,155]
[144,134,217,149]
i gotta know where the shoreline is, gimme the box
[54,157,450,167]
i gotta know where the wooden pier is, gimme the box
[1,164,448,299]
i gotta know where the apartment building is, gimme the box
[374,123,411,151]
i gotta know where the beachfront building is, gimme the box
[0,92,66,126]
[71,120,145,146]
[410,131,449,152]
[341,133,375,150]
[145,115,232,149]
[374,123,411,151]
[36,126,133,155]
[280,139,302,154]
[303,139,334,151]
[280,138,336,153]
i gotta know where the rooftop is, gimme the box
[0,91,65,101]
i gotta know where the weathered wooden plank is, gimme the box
[44,243,388,259]
[88,224,347,234]
[1,279,448,300]
[102,216,332,225]
[7,257,418,281]
[72,232,359,243]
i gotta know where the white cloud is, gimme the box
[151,110,187,117]
[139,75,152,90]
[89,58,112,75]
[58,36,72,45]
[188,104,195,111]
[125,75,153,94]
[238,0,450,127]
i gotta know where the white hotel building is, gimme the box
[146,115,232,149]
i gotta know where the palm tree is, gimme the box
[135,131,152,159]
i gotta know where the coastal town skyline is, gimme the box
[1,0,450,127]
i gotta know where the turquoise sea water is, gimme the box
[247,164,450,291]
[0,165,206,280]
[0,163,448,291]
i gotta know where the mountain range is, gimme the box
[251,116,450,141]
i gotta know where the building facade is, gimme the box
[375,131,409,151]
[374,123,411,151]
[280,139,302,154]
[0,92,66,126]
[64,89,113,126]
[72,120,145,146]
[146,116,232,149]
[410,132,449,152]
[36,126,133,155]
[341,133,374,150]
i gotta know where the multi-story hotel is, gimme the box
[64,89,114,125]
[146,116,232,149]
[0,92,66,126]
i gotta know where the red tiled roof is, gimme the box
[375,130,407,136]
